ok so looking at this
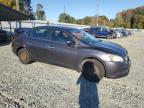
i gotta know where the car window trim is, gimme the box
[29,27,51,40]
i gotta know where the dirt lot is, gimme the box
[0,32,144,108]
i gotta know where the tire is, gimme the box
[18,48,32,64]
[82,59,105,82]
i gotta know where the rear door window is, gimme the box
[31,28,52,40]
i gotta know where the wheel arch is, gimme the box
[16,46,25,56]
[78,57,106,76]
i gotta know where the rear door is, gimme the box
[26,27,52,62]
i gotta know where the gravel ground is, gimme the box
[0,32,144,108]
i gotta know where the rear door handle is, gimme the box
[48,45,55,49]
[27,42,32,45]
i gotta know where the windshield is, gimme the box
[115,29,124,32]
[68,28,100,44]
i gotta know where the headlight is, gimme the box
[101,54,124,62]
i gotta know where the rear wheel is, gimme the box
[82,59,105,82]
[18,48,32,64]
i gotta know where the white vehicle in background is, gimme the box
[113,28,131,37]
[115,31,123,38]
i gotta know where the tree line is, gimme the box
[59,13,109,26]
[0,0,16,10]
[114,6,144,29]
[0,1,45,20]
[0,0,33,18]
[58,5,144,29]
[0,1,143,29]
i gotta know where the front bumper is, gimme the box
[104,57,131,79]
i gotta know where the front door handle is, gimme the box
[27,42,32,45]
[48,46,55,49]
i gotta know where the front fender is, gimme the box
[77,57,105,73]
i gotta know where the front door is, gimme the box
[47,29,78,69]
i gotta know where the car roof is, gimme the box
[33,25,79,31]
[91,26,109,29]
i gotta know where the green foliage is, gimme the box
[135,6,144,15]
[35,3,46,20]
[74,5,144,29]
[58,5,144,29]
[114,5,144,29]
[107,19,114,28]
[75,16,109,26]
[131,15,144,29]
[83,16,92,25]
[59,13,76,23]
[20,0,33,15]
[0,0,34,18]
[0,0,16,9]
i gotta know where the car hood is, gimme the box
[88,40,127,57]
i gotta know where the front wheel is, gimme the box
[18,48,32,64]
[82,59,105,82]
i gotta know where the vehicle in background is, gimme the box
[109,29,117,39]
[112,29,123,38]
[0,29,13,42]
[127,30,132,35]
[12,26,131,82]
[83,28,96,36]
[113,28,131,37]
[84,26,113,39]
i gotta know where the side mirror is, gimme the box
[66,40,75,47]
